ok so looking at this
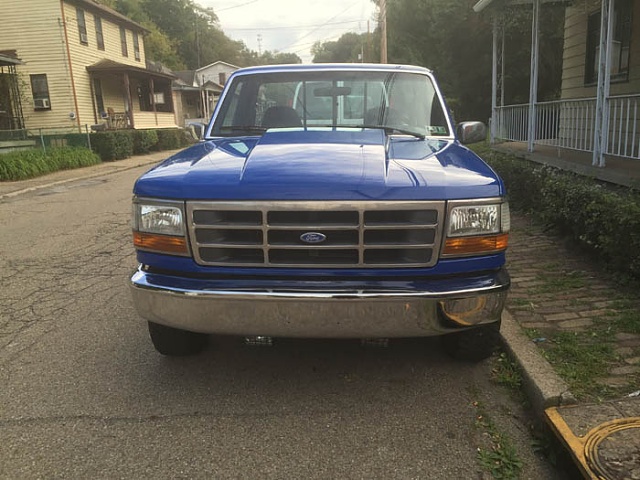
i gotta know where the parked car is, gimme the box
[130,63,510,361]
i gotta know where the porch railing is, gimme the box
[494,94,640,160]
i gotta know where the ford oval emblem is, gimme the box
[300,232,326,244]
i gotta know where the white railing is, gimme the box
[494,94,640,160]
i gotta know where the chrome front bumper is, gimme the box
[129,267,509,338]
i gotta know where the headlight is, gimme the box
[448,204,500,237]
[135,204,185,236]
[443,200,509,256]
[132,199,189,255]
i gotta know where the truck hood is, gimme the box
[134,129,504,200]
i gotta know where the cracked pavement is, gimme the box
[0,166,563,479]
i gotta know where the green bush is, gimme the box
[90,131,133,161]
[0,147,100,181]
[155,128,194,151]
[474,145,640,279]
[132,129,159,154]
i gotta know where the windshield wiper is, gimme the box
[218,125,267,136]
[357,124,425,140]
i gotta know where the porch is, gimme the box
[493,94,640,186]
[86,60,178,130]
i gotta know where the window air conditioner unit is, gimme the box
[80,32,88,44]
[34,98,50,109]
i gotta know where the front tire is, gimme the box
[148,322,208,356]
[441,322,501,362]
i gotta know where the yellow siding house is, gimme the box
[0,0,178,132]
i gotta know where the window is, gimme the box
[77,8,88,45]
[30,74,51,110]
[133,32,141,61]
[219,72,226,85]
[585,0,633,84]
[93,78,105,116]
[95,15,104,50]
[120,27,128,57]
[137,80,173,113]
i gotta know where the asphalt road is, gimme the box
[0,165,561,479]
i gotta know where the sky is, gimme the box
[198,0,379,63]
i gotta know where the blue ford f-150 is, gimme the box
[130,63,510,360]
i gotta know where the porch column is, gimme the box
[150,77,158,126]
[490,13,505,144]
[527,0,540,153]
[593,0,614,167]
[123,73,135,129]
[491,15,498,144]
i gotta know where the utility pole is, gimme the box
[257,34,263,56]
[380,0,387,63]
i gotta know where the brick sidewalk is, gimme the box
[506,213,640,397]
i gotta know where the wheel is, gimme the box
[441,322,501,362]
[147,321,208,356]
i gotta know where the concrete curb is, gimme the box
[500,309,577,414]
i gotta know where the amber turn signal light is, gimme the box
[443,233,509,256]
[133,231,189,255]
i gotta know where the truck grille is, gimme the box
[186,201,445,268]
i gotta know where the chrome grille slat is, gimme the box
[187,201,445,268]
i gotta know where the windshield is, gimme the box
[210,70,451,138]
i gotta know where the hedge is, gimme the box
[132,129,159,155]
[473,144,640,280]
[0,147,101,181]
[90,128,192,160]
[155,128,191,151]
[90,131,134,161]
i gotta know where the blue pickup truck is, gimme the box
[130,64,510,360]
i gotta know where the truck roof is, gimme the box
[230,63,433,77]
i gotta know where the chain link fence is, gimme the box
[0,125,93,154]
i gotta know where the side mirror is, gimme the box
[186,122,206,141]
[456,121,487,145]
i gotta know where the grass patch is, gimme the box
[606,299,640,334]
[539,331,615,400]
[0,147,100,181]
[530,271,586,294]
[474,400,524,479]
[492,352,523,391]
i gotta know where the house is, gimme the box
[172,70,223,126]
[475,0,640,170]
[170,61,239,126]
[195,60,239,88]
[0,0,178,133]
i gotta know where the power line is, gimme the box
[224,19,363,31]
[215,0,260,12]
[279,0,362,51]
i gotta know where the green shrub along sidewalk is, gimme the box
[0,147,101,181]
[472,143,640,282]
[0,128,194,181]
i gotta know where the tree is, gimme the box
[379,0,565,121]
[312,33,373,63]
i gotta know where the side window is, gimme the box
[120,27,128,57]
[94,15,104,50]
[31,74,51,110]
[133,32,141,61]
[221,83,243,127]
[77,8,88,45]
